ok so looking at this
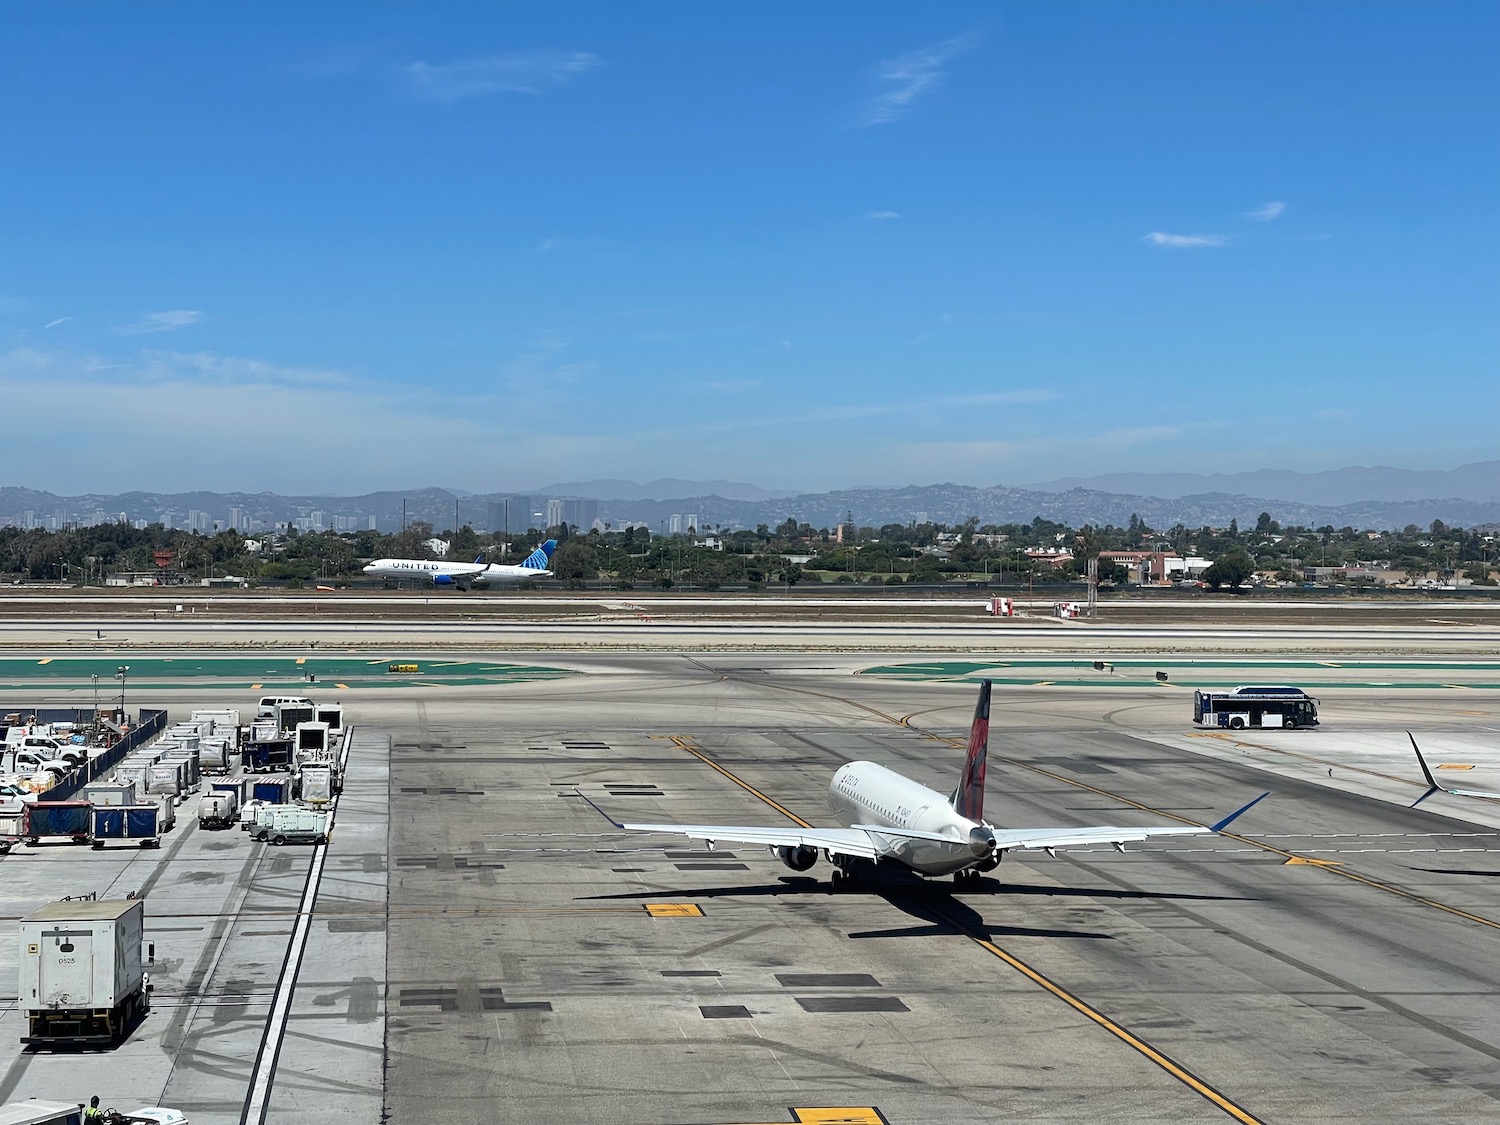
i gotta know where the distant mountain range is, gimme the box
[3,478,1499,534]
[1024,460,1500,507]
[527,478,799,502]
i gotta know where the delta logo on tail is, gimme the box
[362,539,557,589]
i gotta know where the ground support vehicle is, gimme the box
[0,1099,87,1125]
[0,812,20,854]
[197,791,238,830]
[262,806,331,846]
[19,898,150,1047]
[23,802,92,845]
[91,805,163,849]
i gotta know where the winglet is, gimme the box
[573,789,625,829]
[1209,791,1270,833]
[1408,732,1443,807]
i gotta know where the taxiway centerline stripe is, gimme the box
[663,734,1266,1125]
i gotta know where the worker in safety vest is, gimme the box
[83,1096,104,1122]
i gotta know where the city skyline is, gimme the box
[2,4,1494,493]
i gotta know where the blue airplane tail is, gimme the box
[520,539,557,570]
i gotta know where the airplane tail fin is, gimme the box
[520,539,558,571]
[951,680,991,822]
[1409,732,1443,807]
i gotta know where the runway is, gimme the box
[4,637,1500,1121]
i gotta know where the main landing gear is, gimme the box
[829,860,860,892]
[953,868,985,888]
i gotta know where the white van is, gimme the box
[255,695,313,720]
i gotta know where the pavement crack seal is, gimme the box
[239,724,355,1125]
[661,732,1267,1125]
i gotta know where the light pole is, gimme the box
[115,665,129,723]
[91,673,99,716]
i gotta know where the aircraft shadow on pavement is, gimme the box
[583,867,1251,942]
[1405,865,1500,877]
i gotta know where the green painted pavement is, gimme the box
[0,655,576,689]
[859,658,1500,690]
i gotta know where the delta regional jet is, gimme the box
[596,680,1268,886]
[363,539,557,589]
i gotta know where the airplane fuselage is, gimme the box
[362,558,553,584]
[829,761,985,876]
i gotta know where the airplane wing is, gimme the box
[1410,733,1500,805]
[621,821,885,859]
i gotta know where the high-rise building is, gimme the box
[228,507,246,531]
[668,514,683,535]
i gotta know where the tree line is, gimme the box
[0,512,1492,590]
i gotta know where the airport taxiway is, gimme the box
[4,643,1500,1122]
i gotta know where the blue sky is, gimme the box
[1,2,1495,495]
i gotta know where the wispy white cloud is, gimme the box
[1143,232,1226,248]
[865,210,900,221]
[116,310,203,334]
[1244,200,1286,222]
[697,378,762,394]
[44,316,72,329]
[406,50,601,101]
[944,388,1058,407]
[860,33,978,125]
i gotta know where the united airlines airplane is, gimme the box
[595,680,1268,887]
[362,539,557,589]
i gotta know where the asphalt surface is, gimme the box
[5,648,1500,1122]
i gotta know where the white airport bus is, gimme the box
[1193,685,1319,730]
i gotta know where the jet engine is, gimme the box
[432,574,455,585]
[967,825,999,859]
[774,844,819,871]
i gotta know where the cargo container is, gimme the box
[90,804,163,849]
[263,805,331,845]
[293,721,331,763]
[83,782,139,807]
[299,764,334,806]
[242,739,293,773]
[152,795,176,834]
[273,702,315,735]
[193,707,241,731]
[209,778,246,801]
[19,898,150,1046]
[0,1098,87,1125]
[251,776,293,806]
[146,762,184,799]
[314,703,344,733]
[197,739,232,775]
[0,812,20,854]
[23,802,92,845]
[198,791,238,830]
[239,798,264,831]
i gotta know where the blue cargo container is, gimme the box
[90,804,162,849]
[251,776,292,805]
[210,778,246,801]
[23,802,93,844]
[242,739,293,773]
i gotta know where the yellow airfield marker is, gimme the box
[1284,857,1343,867]
[644,903,703,918]
[1438,763,1475,771]
[37,658,51,665]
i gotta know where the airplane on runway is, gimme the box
[362,540,557,589]
[588,680,1269,886]
[1410,733,1500,804]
